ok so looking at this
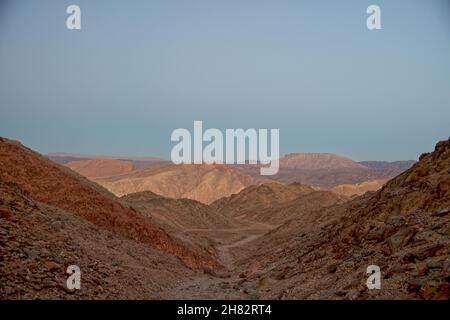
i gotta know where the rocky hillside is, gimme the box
[0,137,220,271]
[121,191,242,255]
[237,138,450,299]
[212,182,347,225]
[0,181,192,299]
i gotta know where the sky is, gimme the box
[0,0,449,161]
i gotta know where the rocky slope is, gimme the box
[121,191,242,256]
[213,182,347,225]
[0,137,220,271]
[122,191,240,231]
[237,138,450,299]
[0,181,192,299]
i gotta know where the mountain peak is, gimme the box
[280,153,367,170]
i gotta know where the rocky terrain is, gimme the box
[121,191,242,256]
[0,181,192,299]
[234,138,449,299]
[212,182,347,224]
[1,136,447,300]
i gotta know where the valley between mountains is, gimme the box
[1,137,449,300]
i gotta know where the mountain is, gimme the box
[281,153,366,170]
[359,160,416,172]
[47,152,167,169]
[0,137,220,271]
[236,138,450,299]
[235,154,415,188]
[56,151,414,201]
[65,159,134,179]
[94,164,268,204]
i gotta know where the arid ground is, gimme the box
[1,137,449,300]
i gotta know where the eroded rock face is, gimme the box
[238,138,450,300]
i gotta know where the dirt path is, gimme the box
[217,234,261,269]
[160,221,274,299]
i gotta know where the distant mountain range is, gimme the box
[51,152,415,202]
[235,153,416,188]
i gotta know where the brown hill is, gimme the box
[213,182,346,225]
[213,183,312,217]
[120,191,242,255]
[237,138,450,299]
[65,159,134,179]
[122,191,239,231]
[0,137,220,271]
[96,164,268,204]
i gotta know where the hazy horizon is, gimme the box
[1,0,449,161]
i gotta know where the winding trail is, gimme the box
[160,220,275,299]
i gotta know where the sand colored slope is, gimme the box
[96,164,268,204]
[330,179,388,197]
[280,153,367,170]
[65,158,134,179]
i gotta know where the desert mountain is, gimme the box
[94,164,268,204]
[47,152,167,169]
[0,137,219,271]
[280,153,366,170]
[235,154,414,188]
[57,151,413,201]
[236,138,450,299]
[65,159,134,179]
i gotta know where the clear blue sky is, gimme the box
[0,0,449,160]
